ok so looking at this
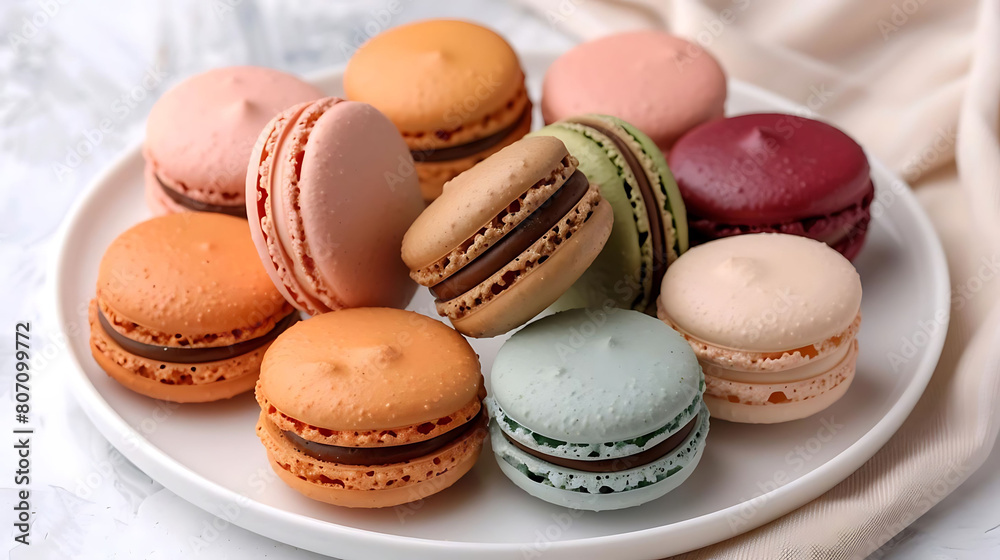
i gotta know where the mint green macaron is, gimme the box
[530,115,688,312]
[487,308,708,511]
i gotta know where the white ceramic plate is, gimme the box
[53,52,949,560]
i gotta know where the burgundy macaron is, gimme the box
[669,113,874,260]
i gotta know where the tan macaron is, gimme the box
[89,213,296,402]
[401,136,614,338]
[255,308,487,508]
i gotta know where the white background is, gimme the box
[1,1,998,558]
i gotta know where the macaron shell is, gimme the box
[659,233,862,352]
[613,116,689,253]
[248,99,424,314]
[91,343,261,402]
[413,101,533,201]
[448,198,614,338]
[90,304,266,402]
[705,364,855,424]
[542,31,726,150]
[529,125,646,311]
[296,101,423,309]
[267,445,481,508]
[97,213,287,336]
[258,309,482,431]
[669,113,873,224]
[257,412,486,508]
[402,136,572,270]
[491,408,708,511]
[144,163,186,216]
[145,66,323,202]
[704,339,856,410]
[687,193,873,261]
[491,308,703,443]
[345,19,523,133]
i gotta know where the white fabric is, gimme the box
[515,0,1000,557]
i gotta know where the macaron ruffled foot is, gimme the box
[658,233,863,424]
[488,308,709,511]
[88,213,296,403]
[254,308,488,508]
[402,136,614,338]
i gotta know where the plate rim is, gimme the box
[51,58,951,559]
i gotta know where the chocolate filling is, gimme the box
[284,408,485,466]
[429,170,591,301]
[411,107,531,163]
[98,309,299,364]
[505,414,699,473]
[568,118,667,309]
[156,174,248,218]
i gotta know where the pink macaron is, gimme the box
[145,66,323,217]
[246,98,424,315]
[542,31,727,152]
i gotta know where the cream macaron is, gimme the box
[657,233,862,424]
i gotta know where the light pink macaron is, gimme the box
[246,98,424,315]
[542,31,727,152]
[145,66,323,217]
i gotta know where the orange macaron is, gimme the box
[255,308,487,508]
[345,19,531,201]
[89,213,296,402]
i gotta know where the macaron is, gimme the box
[145,66,323,217]
[531,114,688,312]
[88,213,297,403]
[345,19,531,201]
[669,113,875,260]
[246,97,424,316]
[488,308,709,511]
[401,136,614,338]
[542,31,726,152]
[255,308,487,508]
[657,233,862,424]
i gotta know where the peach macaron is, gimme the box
[345,20,531,201]
[657,233,862,424]
[255,308,488,508]
[144,66,323,217]
[246,97,424,315]
[89,213,297,402]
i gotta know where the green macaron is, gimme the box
[487,308,708,511]
[530,114,688,312]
